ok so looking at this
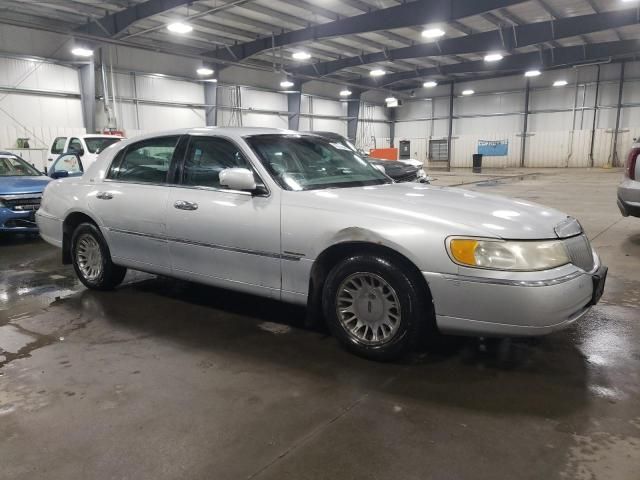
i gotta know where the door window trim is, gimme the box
[173,134,271,197]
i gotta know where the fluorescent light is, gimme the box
[422,28,445,39]
[423,81,438,88]
[462,89,475,96]
[339,89,352,97]
[385,96,397,103]
[71,47,93,57]
[167,22,193,34]
[370,69,386,77]
[280,80,294,88]
[203,79,218,83]
[197,67,214,76]
[553,79,568,87]
[292,51,311,60]
[484,53,503,62]
[525,69,541,77]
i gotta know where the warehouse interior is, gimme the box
[1,0,640,479]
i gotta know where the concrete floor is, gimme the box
[1,168,639,480]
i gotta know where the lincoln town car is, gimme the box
[36,128,607,360]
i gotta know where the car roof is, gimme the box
[120,127,311,144]
[82,134,125,138]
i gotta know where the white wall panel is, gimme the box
[241,88,287,112]
[242,112,288,129]
[0,58,79,93]
[312,98,344,117]
[137,104,205,131]
[135,75,204,104]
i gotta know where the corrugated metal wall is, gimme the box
[395,62,640,168]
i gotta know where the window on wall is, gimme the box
[182,136,251,189]
[429,139,449,161]
[108,136,179,184]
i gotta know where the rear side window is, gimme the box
[69,138,83,153]
[108,136,179,184]
[182,137,251,189]
[51,137,66,154]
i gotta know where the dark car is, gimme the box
[0,152,50,233]
[303,131,428,183]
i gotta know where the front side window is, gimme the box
[182,136,251,189]
[52,154,82,174]
[246,135,389,191]
[51,137,66,155]
[85,137,122,154]
[69,138,83,153]
[0,155,42,177]
[108,136,179,184]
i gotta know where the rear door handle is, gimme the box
[96,192,113,200]
[174,200,198,211]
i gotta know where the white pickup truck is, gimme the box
[47,134,124,171]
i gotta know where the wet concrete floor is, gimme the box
[0,168,639,479]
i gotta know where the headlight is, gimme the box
[447,237,570,271]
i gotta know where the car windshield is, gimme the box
[84,137,122,154]
[247,135,390,191]
[0,155,42,177]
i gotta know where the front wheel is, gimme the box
[322,254,431,361]
[71,223,126,290]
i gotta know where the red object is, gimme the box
[103,130,125,137]
[626,147,639,180]
[369,148,398,161]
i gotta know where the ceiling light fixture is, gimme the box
[71,47,93,57]
[280,80,294,88]
[461,89,475,96]
[553,79,568,87]
[292,51,311,60]
[484,53,503,62]
[167,22,193,34]
[423,81,438,88]
[339,89,352,97]
[422,28,445,39]
[197,67,214,76]
[370,69,386,77]
[525,70,541,77]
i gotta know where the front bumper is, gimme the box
[423,258,606,337]
[618,179,640,218]
[0,207,39,233]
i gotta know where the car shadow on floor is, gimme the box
[57,275,591,418]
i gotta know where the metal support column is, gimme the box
[389,108,396,147]
[447,82,454,166]
[204,82,218,127]
[78,58,95,134]
[287,90,301,131]
[589,64,601,167]
[347,91,361,142]
[520,79,531,168]
[611,62,626,168]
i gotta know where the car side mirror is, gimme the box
[51,170,69,179]
[219,168,257,192]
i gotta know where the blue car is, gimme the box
[0,151,51,234]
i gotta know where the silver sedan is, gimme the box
[37,128,607,360]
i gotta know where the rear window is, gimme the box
[85,137,122,154]
[51,137,66,155]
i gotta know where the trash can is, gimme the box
[472,153,483,173]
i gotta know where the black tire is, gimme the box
[322,254,432,361]
[70,222,126,290]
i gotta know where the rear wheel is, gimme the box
[71,223,126,290]
[322,254,431,361]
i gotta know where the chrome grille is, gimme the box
[564,234,594,272]
[2,197,41,211]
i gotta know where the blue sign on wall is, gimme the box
[478,139,508,156]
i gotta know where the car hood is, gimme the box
[369,159,418,175]
[0,176,50,195]
[297,182,571,240]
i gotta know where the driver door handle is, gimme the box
[96,192,113,200]
[174,200,198,211]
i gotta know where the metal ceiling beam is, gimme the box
[204,0,529,61]
[74,0,198,37]
[355,39,640,88]
[292,8,640,77]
